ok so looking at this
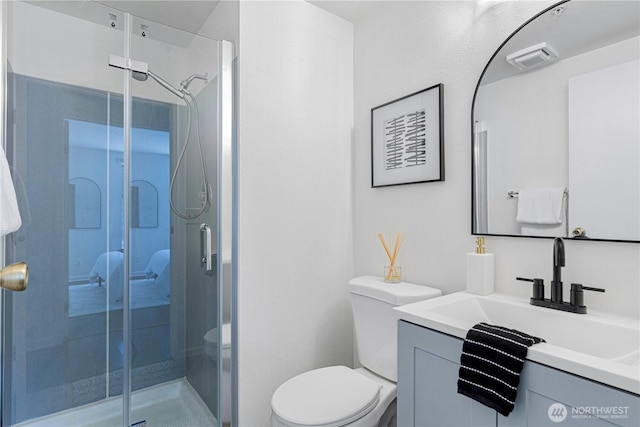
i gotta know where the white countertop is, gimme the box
[395,291,640,395]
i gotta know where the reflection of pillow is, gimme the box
[87,251,124,302]
[144,249,170,279]
[89,251,123,283]
[89,251,124,302]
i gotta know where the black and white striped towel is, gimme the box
[457,322,545,416]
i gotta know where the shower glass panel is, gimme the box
[1,1,230,426]
[1,1,125,424]
[128,13,220,426]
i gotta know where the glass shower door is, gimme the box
[1,1,127,424]
[127,13,221,426]
[1,2,232,426]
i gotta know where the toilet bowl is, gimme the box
[204,323,231,423]
[271,366,397,427]
[270,276,442,426]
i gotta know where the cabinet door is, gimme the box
[499,362,640,427]
[398,321,497,427]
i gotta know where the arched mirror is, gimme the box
[472,0,639,242]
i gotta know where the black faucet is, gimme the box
[551,237,565,303]
[516,237,605,314]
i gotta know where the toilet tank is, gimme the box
[348,276,442,382]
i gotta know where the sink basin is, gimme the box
[395,291,640,394]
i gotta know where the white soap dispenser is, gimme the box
[466,237,495,295]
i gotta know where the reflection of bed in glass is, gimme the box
[62,102,176,400]
[66,249,176,399]
[69,249,170,317]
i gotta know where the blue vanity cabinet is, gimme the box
[397,320,640,427]
[500,361,640,427]
[397,320,496,426]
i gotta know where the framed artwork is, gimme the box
[371,83,444,187]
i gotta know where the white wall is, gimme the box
[198,0,239,47]
[353,0,639,317]
[237,1,354,424]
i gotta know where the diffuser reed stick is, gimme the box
[377,233,405,282]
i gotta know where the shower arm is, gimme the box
[147,71,185,99]
[108,55,186,99]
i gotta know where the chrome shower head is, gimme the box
[179,73,208,92]
[130,68,207,101]
[132,71,148,82]
[131,69,182,98]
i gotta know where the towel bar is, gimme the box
[508,189,568,198]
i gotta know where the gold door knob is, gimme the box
[0,262,28,291]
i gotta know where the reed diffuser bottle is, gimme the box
[466,237,494,295]
[377,233,405,283]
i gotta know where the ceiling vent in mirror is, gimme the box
[506,42,559,71]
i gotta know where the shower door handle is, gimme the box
[200,223,213,271]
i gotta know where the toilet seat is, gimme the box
[271,366,380,427]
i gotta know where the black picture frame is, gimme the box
[371,83,444,187]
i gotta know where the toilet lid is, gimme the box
[204,323,231,349]
[271,366,380,427]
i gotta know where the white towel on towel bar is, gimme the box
[516,188,565,224]
[0,145,22,236]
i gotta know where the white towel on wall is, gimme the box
[0,146,22,236]
[516,187,565,224]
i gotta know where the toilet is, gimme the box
[204,323,232,423]
[270,276,442,427]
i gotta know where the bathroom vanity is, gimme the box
[394,292,640,427]
[397,321,639,426]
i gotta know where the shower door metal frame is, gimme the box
[121,12,133,427]
[217,39,236,427]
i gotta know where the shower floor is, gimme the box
[13,379,216,427]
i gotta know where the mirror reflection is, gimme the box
[68,177,101,229]
[67,117,170,317]
[132,180,159,228]
[472,0,640,242]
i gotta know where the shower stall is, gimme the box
[0,1,235,426]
